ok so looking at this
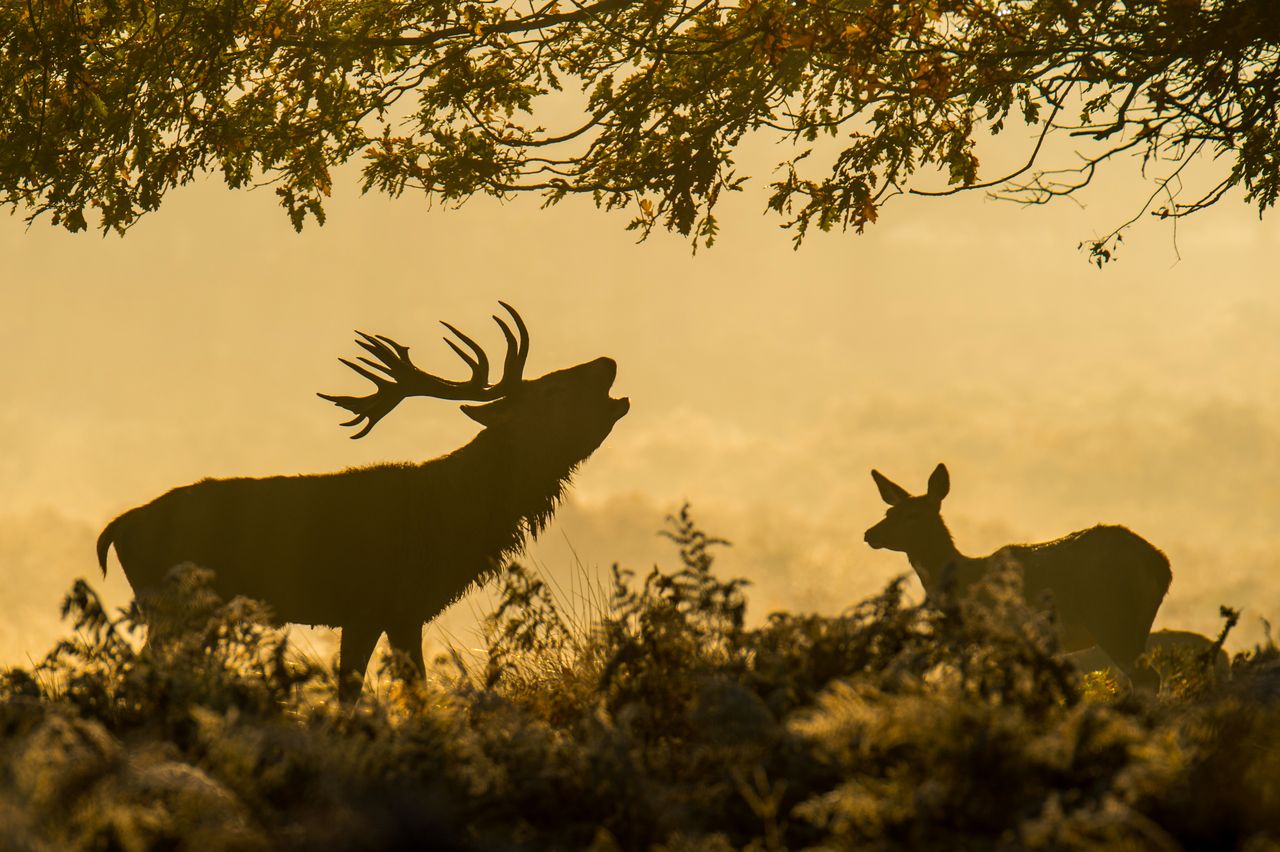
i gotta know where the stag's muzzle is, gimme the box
[590,357,630,419]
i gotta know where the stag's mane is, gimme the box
[487,458,583,564]
[413,413,601,568]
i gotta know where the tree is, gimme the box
[2,0,1277,260]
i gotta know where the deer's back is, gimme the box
[1143,629,1230,678]
[996,525,1171,617]
[1004,525,1168,574]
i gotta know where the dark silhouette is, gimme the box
[864,463,1171,681]
[1067,628,1231,687]
[97,303,629,699]
[1141,629,1231,684]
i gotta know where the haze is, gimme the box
[3,158,1278,667]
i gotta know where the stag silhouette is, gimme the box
[97,303,629,699]
[865,463,1171,682]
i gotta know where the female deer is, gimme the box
[864,463,1171,680]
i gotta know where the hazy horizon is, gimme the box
[4,160,1279,666]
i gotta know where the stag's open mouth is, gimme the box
[592,357,629,419]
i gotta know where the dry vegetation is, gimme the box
[2,508,1279,850]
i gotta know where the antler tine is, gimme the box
[339,355,390,385]
[324,400,380,439]
[351,334,406,377]
[371,332,411,360]
[440,321,490,387]
[497,301,529,364]
[492,301,529,387]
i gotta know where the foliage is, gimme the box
[3,510,1280,849]
[2,0,1276,257]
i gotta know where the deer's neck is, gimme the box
[439,428,579,548]
[905,522,965,596]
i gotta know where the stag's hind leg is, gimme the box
[338,622,382,703]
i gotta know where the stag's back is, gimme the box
[98,465,454,627]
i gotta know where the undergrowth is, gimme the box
[2,507,1279,850]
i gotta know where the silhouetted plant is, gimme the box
[36,565,323,737]
[483,562,576,690]
[4,508,1280,850]
[595,507,749,737]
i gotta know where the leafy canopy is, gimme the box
[2,0,1277,258]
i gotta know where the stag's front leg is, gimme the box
[337,621,382,703]
[385,621,427,682]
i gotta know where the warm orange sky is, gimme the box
[3,156,1279,665]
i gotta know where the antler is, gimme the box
[318,302,530,439]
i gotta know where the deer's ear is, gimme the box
[461,398,514,427]
[872,470,911,505]
[927,463,950,502]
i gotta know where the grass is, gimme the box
[2,506,1279,850]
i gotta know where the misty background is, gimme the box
[3,154,1278,667]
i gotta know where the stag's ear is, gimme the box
[927,463,950,502]
[461,398,516,427]
[871,470,911,505]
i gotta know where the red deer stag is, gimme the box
[97,303,629,699]
[864,464,1171,682]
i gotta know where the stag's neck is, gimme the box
[906,522,966,596]
[436,427,578,545]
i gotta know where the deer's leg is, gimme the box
[1091,618,1149,683]
[338,622,382,703]
[385,621,426,680]
[1055,620,1096,656]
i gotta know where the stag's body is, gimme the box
[98,424,572,667]
[98,305,628,699]
[865,464,1171,679]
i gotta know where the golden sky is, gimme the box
[3,155,1279,664]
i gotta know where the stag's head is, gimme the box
[319,303,629,464]
[863,463,951,553]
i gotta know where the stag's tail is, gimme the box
[96,517,120,575]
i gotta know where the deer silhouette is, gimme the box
[1140,628,1230,684]
[864,463,1171,681]
[1067,628,1230,687]
[97,303,629,699]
